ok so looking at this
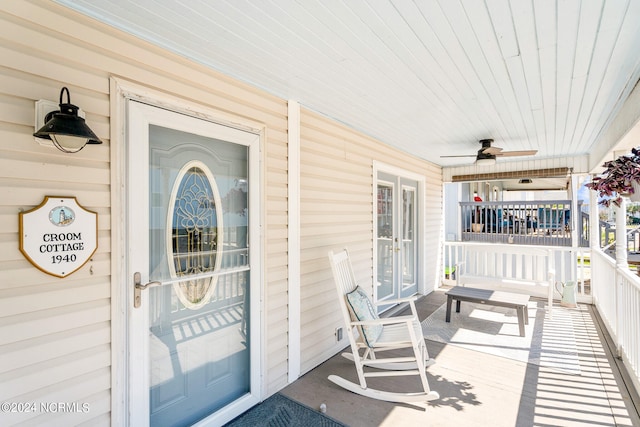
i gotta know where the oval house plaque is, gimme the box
[167,161,223,309]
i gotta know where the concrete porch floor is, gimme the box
[280,288,640,426]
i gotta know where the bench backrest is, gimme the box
[456,244,554,297]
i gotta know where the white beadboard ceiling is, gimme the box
[56,0,640,168]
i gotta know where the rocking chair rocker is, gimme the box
[327,249,439,403]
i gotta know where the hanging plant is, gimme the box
[586,147,640,207]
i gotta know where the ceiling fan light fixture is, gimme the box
[475,157,496,166]
[475,140,498,166]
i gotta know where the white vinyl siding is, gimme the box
[0,1,288,424]
[0,1,448,424]
[298,109,443,373]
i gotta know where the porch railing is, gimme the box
[599,218,616,248]
[440,241,640,396]
[460,200,584,247]
[442,241,591,300]
[601,224,640,252]
[591,248,640,394]
[577,214,615,248]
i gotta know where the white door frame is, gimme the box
[110,77,265,426]
[372,161,426,301]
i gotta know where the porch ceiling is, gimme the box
[57,0,640,169]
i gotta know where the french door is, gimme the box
[126,100,261,426]
[376,172,419,312]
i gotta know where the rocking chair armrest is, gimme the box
[350,315,417,327]
[372,296,417,306]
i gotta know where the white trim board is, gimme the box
[288,100,301,383]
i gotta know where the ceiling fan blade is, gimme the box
[496,150,538,157]
[441,138,537,162]
[482,146,504,155]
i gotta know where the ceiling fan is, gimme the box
[441,139,537,165]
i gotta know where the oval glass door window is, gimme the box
[166,160,223,309]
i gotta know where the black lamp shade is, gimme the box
[33,87,102,153]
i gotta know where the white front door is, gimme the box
[127,100,261,426]
[376,172,419,311]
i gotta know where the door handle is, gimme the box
[133,272,162,308]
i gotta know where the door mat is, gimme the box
[224,393,347,427]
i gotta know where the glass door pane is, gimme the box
[376,181,394,301]
[401,184,417,296]
[147,125,250,427]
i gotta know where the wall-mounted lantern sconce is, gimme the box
[33,87,102,153]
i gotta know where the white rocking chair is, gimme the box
[327,249,439,403]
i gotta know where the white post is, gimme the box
[589,180,600,302]
[615,197,628,269]
[614,196,627,358]
[547,266,556,319]
[570,174,582,248]
[589,181,600,252]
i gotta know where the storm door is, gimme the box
[127,100,260,426]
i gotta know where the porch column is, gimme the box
[589,179,599,249]
[570,174,582,247]
[615,197,628,269]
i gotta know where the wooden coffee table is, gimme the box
[445,286,530,337]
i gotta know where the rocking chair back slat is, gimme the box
[329,249,366,349]
[331,249,357,292]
